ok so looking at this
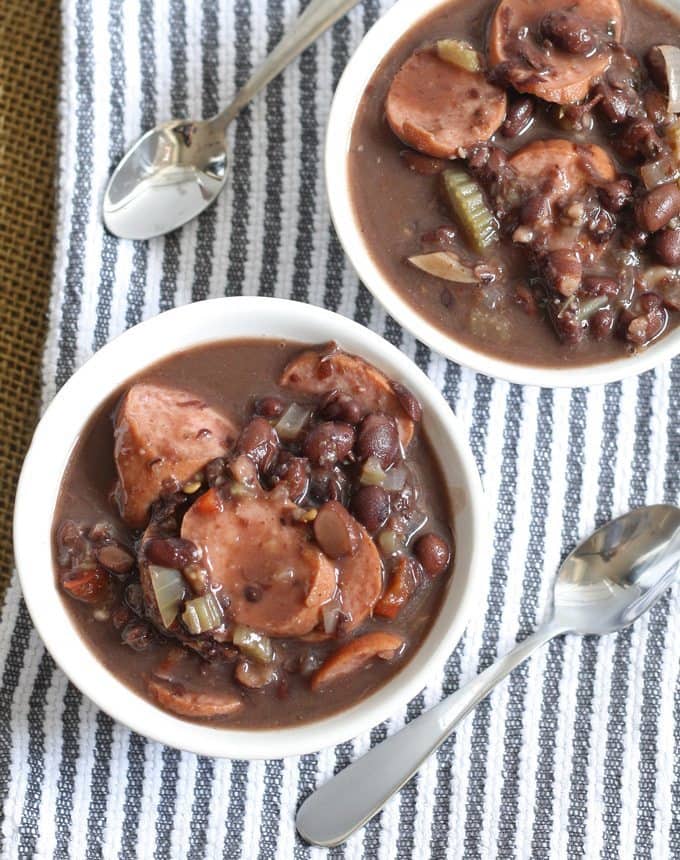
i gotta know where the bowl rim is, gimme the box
[14,296,487,759]
[324,0,680,388]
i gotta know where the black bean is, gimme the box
[95,542,135,576]
[254,396,285,419]
[542,249,582,297]
[597,178,633,213]
[414,533,451,577]
[619,119,665,161]
[652,228,680,265]
[591,308,616,340]
[145,537,200,569]
[390,381,422,423]
[356,413,400,469]
[244,585,263,603]
[501,97,534,137]
[635,181,680,232]
[303,422,355,467]
[520,194,551,227]
[351,485,390,533]
[640,291,663,312]
[273,452,309,503]
[121,621,155,652]
[320,392,363,425]
[313,501,360,558]
[237,416,279,473]
[540,10,599,55]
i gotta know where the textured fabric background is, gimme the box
[2,0,680,857]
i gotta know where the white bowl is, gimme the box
[14,296,486,759]
[325,0,680,388]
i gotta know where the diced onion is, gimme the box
[148,565,185,628]
[322,601,343,635]
[233,624,274,663]
[378,529,403,555]
[656,45,680,114]
[360,456,387,486]
[408,251,479,283]
[576,295,609,323]
[275,403,312,441]
[640,155,679,189]
[382,465,407,492]
[181,592,223,635]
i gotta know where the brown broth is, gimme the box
[53,339,454,729]
[349,0,680,367]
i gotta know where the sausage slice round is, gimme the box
[385,49,507,158]
[488,0,623,104]
[280,348,416,449]
[335,525,384,631]
[181,488,337,637]
[114,383,237,528]
[310,632,404,691]
[147,678,243,718]
[509,139,617,197]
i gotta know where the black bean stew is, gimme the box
[350,0,680,366]
[53,340,454,728]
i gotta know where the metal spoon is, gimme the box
[103,0,360,240]
[296,503,680,847]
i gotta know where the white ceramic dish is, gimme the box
[325,0,680,388]
[14,296,486,759]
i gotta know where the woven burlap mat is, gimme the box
[0,2,61,600]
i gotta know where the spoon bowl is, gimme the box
[103,120,228,240]
[102,0,362,240]
[553,504,680,635]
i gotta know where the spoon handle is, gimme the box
[213,0,361,130]
[296,620,564,848]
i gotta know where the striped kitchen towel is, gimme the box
[2,0,680,857]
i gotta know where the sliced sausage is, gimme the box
[114,383,237,528]
[147,678,243,718]
[385,49,507,158]
[335,523,384,631]
[181,488,337,637]
[509,139,617,197]
[374,556,422,619]
[488,0,623,105]
[280,348,415,449]
[310,632,404,691]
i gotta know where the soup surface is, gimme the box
[350,0,680,366]
[53,340,454,728]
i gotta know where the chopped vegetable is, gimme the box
[181,592,223,635]
[233,624,274,663]
[640,156,679,189]
[436,39,481,72]
[654,45,680,113]
[148,565,186,628]
[378,529,403,555]
[360,456,387,486]
[408,251,478,283]
[322,601,343,635]
[442,167,498,253]
[275,403,312,441]
[667,119,680,162]
[382,464,407,492]
[577,295,610,322]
